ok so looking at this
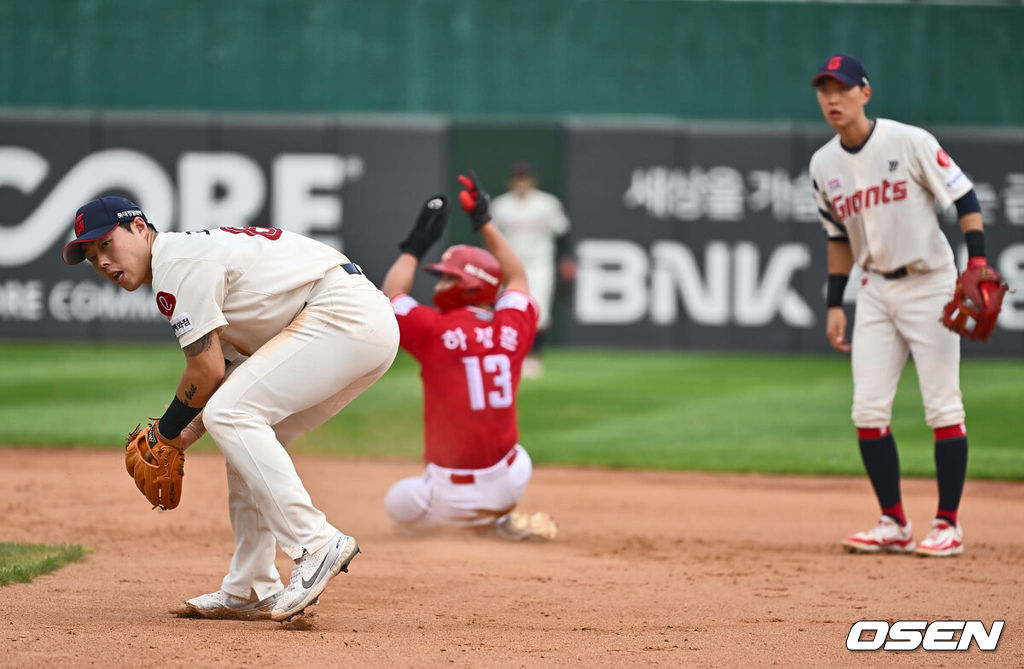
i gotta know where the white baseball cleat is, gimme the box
[842,516,915,553]
[495,511,558,541]
[175,588,284,620]
[271,530,359,622]
[915,519,964,557]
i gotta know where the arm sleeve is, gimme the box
[392,293,438,360]
[555,232,572,258]
[954,189,982,217]
[908,128,974,209]
[493,290,540,362]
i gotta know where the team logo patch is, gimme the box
[827,177,843,192]
[155,291,176,317]
[170,313,194,338]
[937,149,952,167]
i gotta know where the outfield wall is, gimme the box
[2,1,1022,126]
[560,120,1024,356]
[1,111,1022,355]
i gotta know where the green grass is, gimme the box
[1,342,1021,479]
[0,542,89,586]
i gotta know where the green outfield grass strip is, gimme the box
[0,542,89,586]
[1,342,1021,479]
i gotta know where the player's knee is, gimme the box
[201,394,250,441]
[925,406,966,430]
[851,403,891,427]
[385,478,428,523]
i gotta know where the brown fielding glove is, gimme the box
[941,262,1010,342]
[124,423,185,510]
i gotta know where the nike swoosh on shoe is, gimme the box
[302,545,334,589]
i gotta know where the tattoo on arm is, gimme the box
[183,332,213,358]
[184,384,197,402]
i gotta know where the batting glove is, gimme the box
[457,169,492,231]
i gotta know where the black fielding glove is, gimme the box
[399,194,449,259]
[457,169,492,231]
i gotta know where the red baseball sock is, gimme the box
[882,502,907,527]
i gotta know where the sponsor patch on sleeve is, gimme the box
[945,170,967,191]
[392,294,419,316]
[937,149,952,168]
[170,312,194,338]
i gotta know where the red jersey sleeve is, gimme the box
[392,293,439,360]
[492,290,539,363]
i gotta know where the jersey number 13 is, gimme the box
[461,355,513,411]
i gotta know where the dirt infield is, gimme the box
[2,448,1021,668]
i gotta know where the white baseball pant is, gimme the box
[385,445,533,531]
[851,266,964,430]
[523,258,556,332]
[204,267,399,601]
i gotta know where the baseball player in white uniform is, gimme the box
[809,54,990,557]
[490,161,573,377]
[62,196,399,619]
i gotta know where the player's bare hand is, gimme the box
[826,307,851,353]
[178,412,206,450]
[559,257,577,281]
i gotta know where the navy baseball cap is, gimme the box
[811,54,870,88]
[510,160,535,178]
[61,196,147,265]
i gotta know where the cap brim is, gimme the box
[423,263,454,277]
[61,222,119,265]
[811,72,860,88]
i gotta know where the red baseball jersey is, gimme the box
[392,290,539,469]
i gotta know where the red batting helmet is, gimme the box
[425,245,503,312]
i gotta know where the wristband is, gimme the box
[159,396,203,440]
[555,232,572,259]
[826,274,849,308]
[964,229,985,262]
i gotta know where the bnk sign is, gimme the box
[847,620,1004,651]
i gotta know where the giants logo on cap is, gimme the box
[74,213,85,237]
[827,56,843,70]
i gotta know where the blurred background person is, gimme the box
[489,161,575,379]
